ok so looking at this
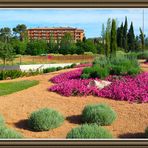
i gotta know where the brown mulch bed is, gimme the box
[0,65,147,138]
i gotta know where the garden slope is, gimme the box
[0,64,147,138]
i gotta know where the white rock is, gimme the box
[87,80,111,89]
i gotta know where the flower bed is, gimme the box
[99,73,148,103]
[50,69,83,84]
[49,69,148,103]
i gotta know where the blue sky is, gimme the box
[0,8,147,38]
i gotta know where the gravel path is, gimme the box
[0,64,147,139]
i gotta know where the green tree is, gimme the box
[82,40,97,54]
[59,32,75,55]
[96,43,104,54]
[17,41,27,55]
[127,22,135,52]
[26,40,47,55]
[105,31,110,57]
[0,42,15,65]
[117,23,124,48]
[110,19,117,57]
[123,17,128,51]
[13,24,27,41]
[10,35,28,55]
[76,40,85,55]
[104,18,111,57]
[139,27,145,50]
[0,27,12,42]
[69,44,77,55]
[48,33,56,53]
[54,36,60,54]
[135,36,141,51]
[101,23,105,49]
[83,36,86,42]
[145,37,148,49]
[94,38,99,45]
[106,18,111,34]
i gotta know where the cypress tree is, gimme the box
[105,31,110,57]
[139,27,145,50]
[117,22,123,48]
[106,18,111,37]
[135,36,140,51]
[110,19,117,57]
[123,17,128,51]
[101,23,105,50]
[127,22,135,52]
[105,18,111,57]
[117,27,120,47]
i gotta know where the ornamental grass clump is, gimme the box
[82,55,141,79]
[28,108,64,131]
[66,124,113,139]
[137,50,148,59]
[0,126,23,138]
[82,103,117,126]
[109,56,140,76]
[0,114,23,138]
[92,57,108,67]
[0,70,26,80]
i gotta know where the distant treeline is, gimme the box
[0,17,147,64]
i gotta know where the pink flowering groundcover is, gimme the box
[49,69,148,103]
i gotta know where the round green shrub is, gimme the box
[66,124,113,139]
[82,67,93,74]
[70,63,77,68]
[56,67,63,71]
[80,73,90,79]
[28,108,64,131]
[90,66,109,79]
[0,126,23,138]
[82,103,117,126]
[81,65,109,79]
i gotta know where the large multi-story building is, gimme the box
[27,27,84,42]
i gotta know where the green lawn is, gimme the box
[0,80,39,96]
